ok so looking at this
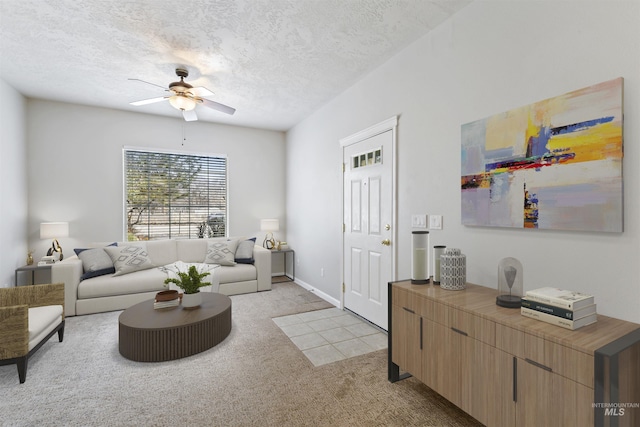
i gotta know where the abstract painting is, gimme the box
[461,77,623,232]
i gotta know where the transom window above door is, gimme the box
[352,147,382,169]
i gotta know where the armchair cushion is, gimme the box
[28,305,63,351]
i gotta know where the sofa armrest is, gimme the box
[51,257,82,316]
[253,245,272,291]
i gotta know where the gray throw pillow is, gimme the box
[204,239,239,266]
[75,248,113,273]
[235,238,256,264]
[74,245,117,280]
[104,245,155,276]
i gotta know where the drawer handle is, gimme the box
[525,358,552,372]
[451,327,468,336]
[402,307,415,314]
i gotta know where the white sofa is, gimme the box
[52,238,271,316]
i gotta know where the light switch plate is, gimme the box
[429,215,443,230]
[411,214,427,228]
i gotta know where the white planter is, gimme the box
[182,292,202,308]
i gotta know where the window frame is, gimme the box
[122,146,229,241]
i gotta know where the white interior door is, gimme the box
[342,118,396,331]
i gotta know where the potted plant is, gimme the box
[164,265,211,308]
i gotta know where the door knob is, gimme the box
[381,239,391,246]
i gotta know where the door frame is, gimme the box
[339,116,398,311]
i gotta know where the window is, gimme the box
[124,148,227,241]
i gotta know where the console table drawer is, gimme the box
[392,287,419,313]
[450,307,495,346]
[497,324,593,387]
[422,300,447,325]
[524,335,593,387]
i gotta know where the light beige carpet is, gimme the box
[0,281,481,427]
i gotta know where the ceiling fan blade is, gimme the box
[128,78,167,90]
[130,96,169,106]
[191,86,214,97]
[200,98,236,115]
[182,109,198,122]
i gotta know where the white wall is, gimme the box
[27,100,286,264]
[0,79,27,286]
[286,0,640,322]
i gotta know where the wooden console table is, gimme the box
[388,280,640,427]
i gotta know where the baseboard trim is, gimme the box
[293,278,341,308]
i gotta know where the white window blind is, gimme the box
[124,149,227,241]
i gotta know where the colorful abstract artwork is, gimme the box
[461,78,623,232]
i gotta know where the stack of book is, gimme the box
[153,299,180,309]
[153,290,181,310]
[521,287,597,330]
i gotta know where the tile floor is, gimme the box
[273,307,388,367]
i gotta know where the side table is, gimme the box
[15,264,52,286]
[272,249,295,281]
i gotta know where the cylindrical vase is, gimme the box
[440,248,466,291]
[411,231,430,284]
[433,245,446,284]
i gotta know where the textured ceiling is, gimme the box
[0,0,470,131]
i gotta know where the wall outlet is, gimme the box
[320,268,324,277]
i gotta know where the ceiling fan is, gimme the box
[129,68,236,121]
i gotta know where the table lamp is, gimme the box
[40,222,69,261]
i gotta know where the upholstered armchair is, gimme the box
[0,283,65,383]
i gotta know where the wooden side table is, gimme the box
[15,264,52,286]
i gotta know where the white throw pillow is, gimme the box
[105,244,155,276]
[204,239,239,266]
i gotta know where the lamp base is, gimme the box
[46,239,63,261]
[411,278,430,285]
[263,233,275,250]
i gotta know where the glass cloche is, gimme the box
[496,257,523,308]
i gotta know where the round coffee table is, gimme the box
[118,292,232,362]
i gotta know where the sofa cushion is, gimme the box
[74,244,116,280]
[235,238,256,264]
[105,245,155,276]
[204,239,239,266]
[28,305,63,344]
[143,240,178,267]
[216,263,257,284]
[77,267,167,299]
[176,239,208,263]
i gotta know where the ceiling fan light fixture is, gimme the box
[169,94,196,111]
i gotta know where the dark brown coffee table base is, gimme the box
[118,293,231,362]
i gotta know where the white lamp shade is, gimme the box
[260,219,279,232]
[40,222,69,239]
